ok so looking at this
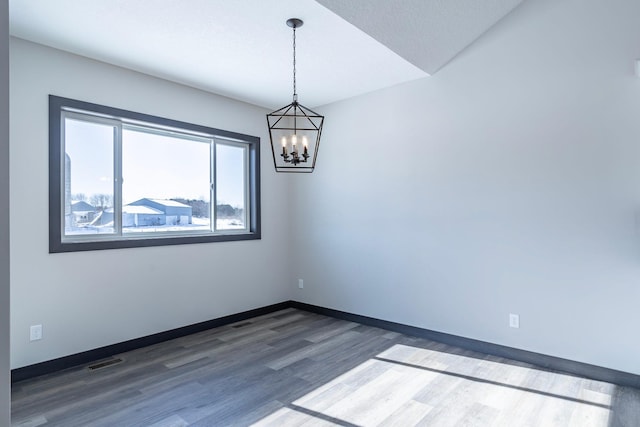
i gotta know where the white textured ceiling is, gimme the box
[316,0,524,74]
[9,0,523,109]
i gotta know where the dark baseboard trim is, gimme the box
[290,301,640,390]
[13,299,640,390]
[11,301,290,383]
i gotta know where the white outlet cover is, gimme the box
[509,314,520,329]
[298,279,304,289]
[30,324,43,341]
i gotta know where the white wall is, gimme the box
[292,0,640,374]
[1,0,10,423]
[10,38,293,369]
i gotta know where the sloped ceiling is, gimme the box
[317,0,524,74]
[9,0,524,109]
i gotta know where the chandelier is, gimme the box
[267,18,324,173]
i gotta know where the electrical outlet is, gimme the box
[509,314,520,329]
[30,324,43,341]
[298,279,304,289]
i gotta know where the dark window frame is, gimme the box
[49,95,261,253]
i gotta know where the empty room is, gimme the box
[2,0,640,426]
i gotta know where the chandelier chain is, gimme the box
[292,25,297,99]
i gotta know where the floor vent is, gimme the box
[232,322,251,328]
[87,358,123,371]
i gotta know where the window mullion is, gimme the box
[60,115,68,238]
[244,145,250,231]
[211,140,217,232]
[114,123,123,236]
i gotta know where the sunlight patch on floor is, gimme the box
[252,344,612,427]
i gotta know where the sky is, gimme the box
[64,118,246,208]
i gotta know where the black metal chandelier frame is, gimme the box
[267,18,324,173]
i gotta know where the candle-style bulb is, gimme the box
[281,136,287,147]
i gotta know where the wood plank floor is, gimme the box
[11,308,640,426]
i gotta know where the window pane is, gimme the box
[64,118,115,236]
[122,128,211,234]
[216,143,246,230]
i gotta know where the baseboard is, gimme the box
[13,300,640,390]
[11,301,290,383]
[290,301,640,389]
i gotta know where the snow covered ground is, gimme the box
[66,216,245,236]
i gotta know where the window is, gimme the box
[49,95,260,252]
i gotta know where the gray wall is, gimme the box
[1,0,10,423]
[292,0,640,374]
[10,38,293,369]
[9,0,640,386]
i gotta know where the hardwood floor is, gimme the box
[11,308,640,426]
